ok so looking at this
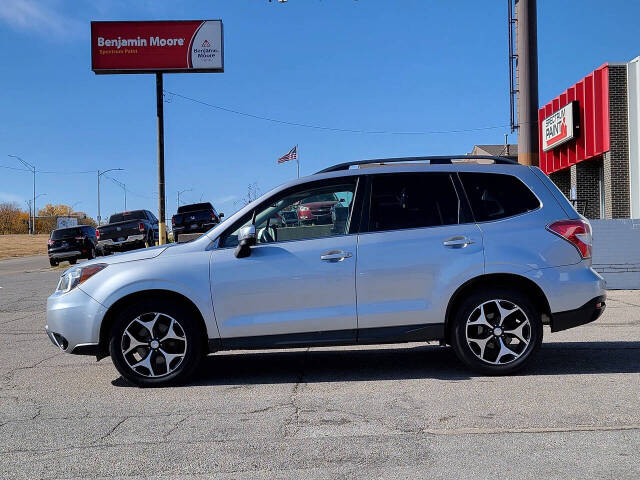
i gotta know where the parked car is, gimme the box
[280,209,299,227]
[96,210,160,255]
[47,225,98,267]
[46,155,606,387]
[296,192,339,225]
[171,202,222,242]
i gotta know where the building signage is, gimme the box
[91,20,223,74]
[542,101,579,152]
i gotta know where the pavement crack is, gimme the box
[94,417,130,443]
[163,415,189,439]
[283,346,310,437]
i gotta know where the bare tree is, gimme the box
[235,183,261,208]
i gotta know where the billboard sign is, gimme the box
[542,101,579,152]
[56,217,78,229]
[91,20,223,74]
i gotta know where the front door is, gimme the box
[210,177,361,346]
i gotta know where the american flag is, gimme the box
[277,146,297,164]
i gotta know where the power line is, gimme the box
[164,89,510,135]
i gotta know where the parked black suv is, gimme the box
[96,210,161,255]
[171,202,222,242]
[47,225,98,267]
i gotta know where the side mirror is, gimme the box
[219,212,224,218]
[234,224,257,258]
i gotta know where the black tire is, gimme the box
[69,258,77,265]
[144,234,152,248]
[87,247,96,260]
[450,287,543,375]
[49,258,58,267]
[109,298,205,387]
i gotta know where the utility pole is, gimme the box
[9,155,36,234]
[97,168,124,225]
[156,73,167,245]
[515,0,539,166]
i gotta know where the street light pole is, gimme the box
[97,168,124,225]
[8,155,36,234]
[177,188,193,210]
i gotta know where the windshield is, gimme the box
[301,193,337,203]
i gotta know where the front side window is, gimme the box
[368,173,462,232]
[220,180,357,248]
[459,172,540,222]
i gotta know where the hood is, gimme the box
[302,201,337,208]
[92,244,170,266]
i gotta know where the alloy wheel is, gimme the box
[121,312,187,378]
[465,299,531,365]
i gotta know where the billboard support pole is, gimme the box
[515,0,539,166]
[156,72,167,245]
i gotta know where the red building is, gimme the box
[538,60,640,219]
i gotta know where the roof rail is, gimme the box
[315,155,518,174]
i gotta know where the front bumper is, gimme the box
[46,286,107,354]
[551,295,606,332]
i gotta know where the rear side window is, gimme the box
[368,173,462,232]
[459,172,540,222]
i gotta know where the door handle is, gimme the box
[321,250,352,262]
[443,236,474,248]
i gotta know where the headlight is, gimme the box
[56,264,107,293]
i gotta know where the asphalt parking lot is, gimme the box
[0,255,639,479]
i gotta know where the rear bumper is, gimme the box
[99,234,144,250]
[551,295,606,332]
[49,250,81,259]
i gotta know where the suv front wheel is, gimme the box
[109,299,204,387]
[450,288,543,375]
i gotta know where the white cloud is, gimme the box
[0,0,81,37]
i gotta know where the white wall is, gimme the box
[627,57,640,218]
[591,219,640,289]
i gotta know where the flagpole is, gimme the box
[296,144,299,178]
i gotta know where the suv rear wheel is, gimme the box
[450,288,542,375]
[109,299,204,387]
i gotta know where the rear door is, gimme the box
[356,172,484,336]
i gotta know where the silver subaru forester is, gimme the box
[46,156,606,387]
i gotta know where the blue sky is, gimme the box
[1,0,639,223]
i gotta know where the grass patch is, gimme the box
[0,234,49,260]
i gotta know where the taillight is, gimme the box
[47,239,54,246]
[96,229,100,239]
[211,212,216,220]
[547,219,592,259]
[171,217,175,226]
[138,222,145,232]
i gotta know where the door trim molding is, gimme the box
[209,323,445,352]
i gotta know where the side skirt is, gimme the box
[208,323,445,352]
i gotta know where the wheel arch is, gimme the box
[97,289,208,360]
[444,273,551,343]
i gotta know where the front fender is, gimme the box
[79,250,219,339]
